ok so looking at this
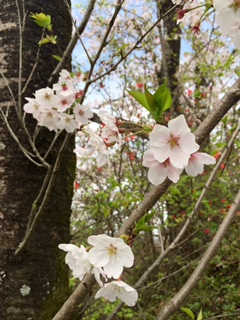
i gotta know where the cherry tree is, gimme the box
[1,1,240,319]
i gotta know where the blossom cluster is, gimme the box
[142,115,216,185]
[23,69,123,167]
[213,0,240,50]
[59,234,138,306]
[172,0,240,50]
[24,69,94,132]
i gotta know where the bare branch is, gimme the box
[106,122,240,319]
[157,188,240,320]
[118,79,240,236]
[86,3,179,85]
[48,0,97,85]
[15,132,72,255]
[52,78,240,320]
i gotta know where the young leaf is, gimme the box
[134,211,156,234]
[144,86,158,113]
[31,13,52,31]
[154,79,172,112]
[181,307,195,319]
[52,55,62,62]
[126,89,150,111]
[197,309,203,320]
[38,35,57,46]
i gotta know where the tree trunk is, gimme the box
[0,1,75,319]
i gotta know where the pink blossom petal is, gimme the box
[194,152,216,165]
[148,163,167,185]
[168,114,190,136]
[152,145,170,163]
[185,161,204,176]
[149,125,169,147]
[167,164,182,183]
[179,132,199,154]
[142,150,158,167]
[170,147,190,168]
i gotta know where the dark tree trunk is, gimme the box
[0,1,75,319]
[155,0,181,115]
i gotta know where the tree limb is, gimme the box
[157,188,240,320]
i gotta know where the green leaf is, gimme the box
[197,309,203,320]
[181,307,195,319]
[38,35,57,45]
[52,55,62,62]
[153,79,172,112]
[127,89,150,111]
[127,80,172,122]
[134,211,156,234]
[31,13,52,31]
[144,86,158,113]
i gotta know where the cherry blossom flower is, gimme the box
[73,71,83,84]
[35,87,58,109]
[185,152,216,176]
[58,69,71,83]
[53,78,75,97]
[101,125,122,145]
[74,132,110,167]
[149,114,199,169]
[77,128,110,166]
[23,98,41,120]
[95,280,138,306]
[98,110,116,125]
[56,94,75,112]
[38,109,60,132]
[87,234,134,279]
[143,149,183,185]
[58,244,91,280]
[57,113,78,133]
[73,103,93,125]
[213,0,240,49]
[99,110,122,145]
[58,243,106,286]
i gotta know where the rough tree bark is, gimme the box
[0,1,75,319]
[155,0,181,114]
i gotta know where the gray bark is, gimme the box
[0,1,75,319]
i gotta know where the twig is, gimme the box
[86,3,179,85]
[52,78,240,320]
[106,123,240,319]
[15,0,24,118]
[117,78,240,236]
[157,189,240,320]
[48,0,97,86]
[14,132,72,255]
[0,109,45,167]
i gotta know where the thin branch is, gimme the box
[106,123,240,319]
[15,0,23,118]
[15,132,72,255]
[205,311,240,320]
[117,78,240,236]
[52,79,240,320]
[25,167,52,234]
[48,0,97,86]
[0,109,45,167]
[86,3,179,85]
[21,29,44,95]
[157,189,240,320]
